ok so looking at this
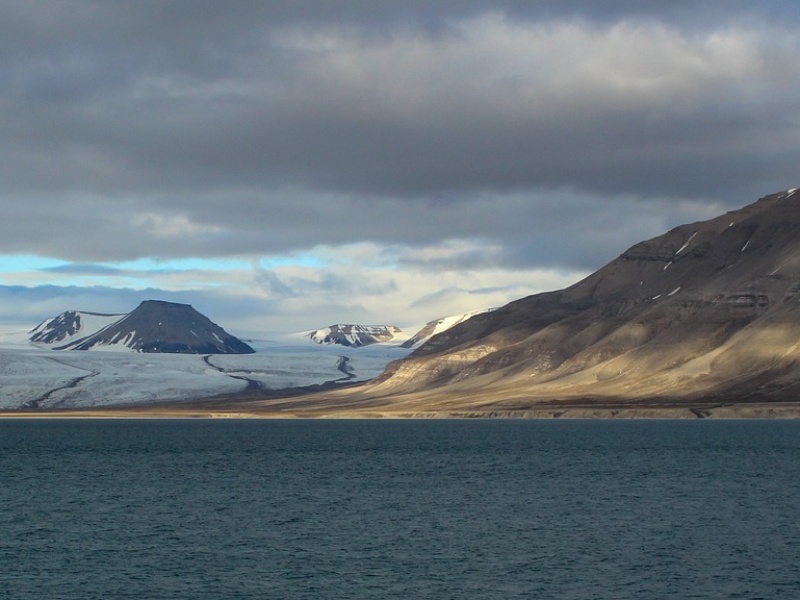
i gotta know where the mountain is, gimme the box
[306,314,489,349]
[30,311,125,345]
[308,324,403,347]
[34,300,254,354]
[350,187,800,410]
[400,311,489,349]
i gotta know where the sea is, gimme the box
[1,419,798,599]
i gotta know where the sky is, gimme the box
[2,1,800,336]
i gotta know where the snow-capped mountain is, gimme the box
[306,314,492,349]
[308,324,403,347]
[400,310,489,349]
[30,310,125,346]
[32,300,254,354]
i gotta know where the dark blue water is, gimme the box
[1,419,799,599]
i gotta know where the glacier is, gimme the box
[0,334,411,409]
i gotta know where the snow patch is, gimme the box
[668,287,681,296]
[675,232,697,256]
[428,314,476,337]
[400,309,492,349]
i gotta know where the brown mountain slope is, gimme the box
[206,188,800,417]
[275,188,800,414]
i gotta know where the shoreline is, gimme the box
[3,401,800,420]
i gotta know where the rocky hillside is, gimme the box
[351,188,800,409]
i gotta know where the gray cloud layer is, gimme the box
[2,1,800,270]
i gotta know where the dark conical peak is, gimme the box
[136,299,191,309]
[124,300,206,326]
[59,299,255,354]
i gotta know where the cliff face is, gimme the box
[362,188,800,406]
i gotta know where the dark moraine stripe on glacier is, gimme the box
[1,419,798,600]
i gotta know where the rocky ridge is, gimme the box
[30,311,124,345]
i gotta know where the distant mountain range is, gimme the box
[30,300,254,354]
[333,187,800,412]
[307,324,403,347]
[26,303,481,356]
[306,312,489,349]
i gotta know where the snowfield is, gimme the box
[0,331,411,409]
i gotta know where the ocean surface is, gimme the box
[1,419,799,599]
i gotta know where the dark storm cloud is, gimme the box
[2,1,800,271]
